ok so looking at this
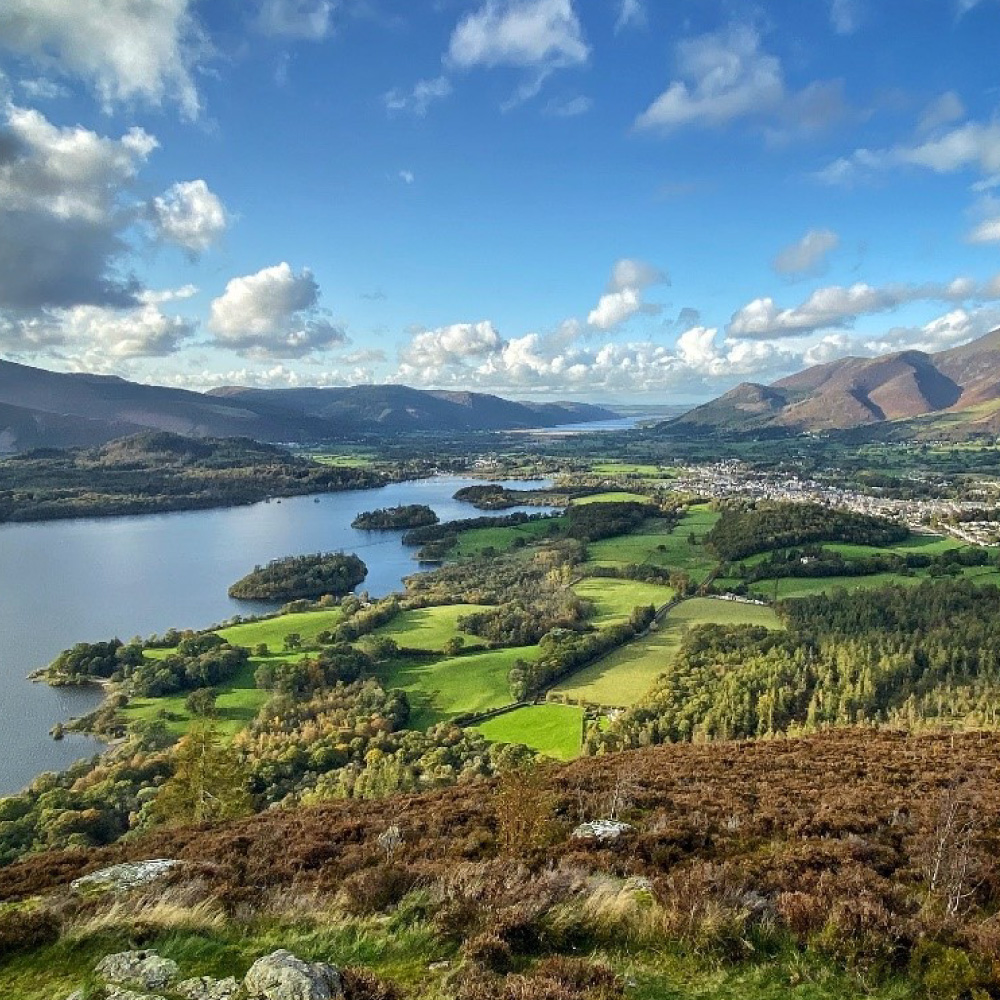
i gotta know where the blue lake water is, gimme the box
[0,476,551,795]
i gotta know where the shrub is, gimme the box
[340,967,404,1000]
[339,864,420,916]
[0,904,60,953]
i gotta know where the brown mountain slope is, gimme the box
[672,327,999,436]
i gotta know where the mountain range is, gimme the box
[0,359,616,452]
[671,327,1000,439]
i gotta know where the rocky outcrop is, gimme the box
[68,948,342,1000]
[243,950,343,999]
[94,951,180,991]
[71,860,181,895]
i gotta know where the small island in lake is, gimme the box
[351,504,439,530]
[228,552,367,600]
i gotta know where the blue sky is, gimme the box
[0,0,998,402]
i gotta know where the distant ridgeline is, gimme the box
[228,552,368,601]
[351,505,439,530]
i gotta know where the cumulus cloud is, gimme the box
[208,262,345,358]
[384,76,452,116]
[0,0,203,117]
[448,0,589,97]
[587,258,668,330]
[0,302,194,363]
[727,275,1000,340]
[150,179,228,255]
[400,321,504,372]
[256,0,334,39]
[0,104,155,310]
[863,307,1000,355]
[772,228,840,277]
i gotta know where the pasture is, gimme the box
[378,645,541,729]
[370,603,492,651]
[573,578,674,625]
[474,703,584,760]
[552,597,782,707]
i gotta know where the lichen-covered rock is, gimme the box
[175,976,240,1000]
[243,949,342,1000]
[571,819,634,840]
[95,950,179,991]
[103,989,166,1000]
[72,860,181,895]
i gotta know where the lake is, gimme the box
[0,476,552,795]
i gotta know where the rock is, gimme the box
[72,859,181,895]
[95,950,179,991]
[175,976,241,999]
[243,949,342,1000]
[104,990,166,1000]
[571,819,634,841]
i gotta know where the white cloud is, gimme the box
[399,170,415,184]
[256,0,334,40]
[969,216,1000,243]
[151,179,228,255]
[615,0,646,33]
[208,262,345,358]
[448,0,588,71]
[0,104,155,309]
[863,307,1000,355]
[587,258,668,330]
[829,0,860,34]
[400,321,504,371]
[0,302,194,361]
[0,0,203,117]
[918,91,966,134]
[384,76,452,117]
[820,120,1000,184]
[727,275,1000,340]
[772,228,840,276]
[634,26,785,132]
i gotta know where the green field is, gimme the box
[216,608,343,651]
[474,703,584,760]
[370,604,492,651]
[552,597,782,707]
[571,491,651,505]
[586,505,720,583]
[378,646,541,729]
[452,517,564,558]
[573,578,674,625]
[590,462,675,477]
[121,659,268,737]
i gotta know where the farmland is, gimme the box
[552,597,782,707]
[369,603,492,651]
[377,645,542,729]
[473,703,584,760]
[572,577,674,625]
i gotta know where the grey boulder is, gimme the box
[175,977,241,1000]
[95,951,179,991]
[243,949,342,1000]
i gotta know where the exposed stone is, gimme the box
[243,949,342,1000]
[175,976,241,999]
[104,989,166,1000]
[571,819,634,841]
[72,860,181,895]
[95,950,179,991]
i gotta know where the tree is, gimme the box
[444,635,466,657]
[152,722,251,825]
[185,687,218,718]
[283,632,303,651]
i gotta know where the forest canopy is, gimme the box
[228,552,367,601]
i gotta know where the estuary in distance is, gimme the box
[0,475,553,795]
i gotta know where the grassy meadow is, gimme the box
[573,578,674,625]
[474,703,584,760]
[369,603,491,651]
[552,597,783,707]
